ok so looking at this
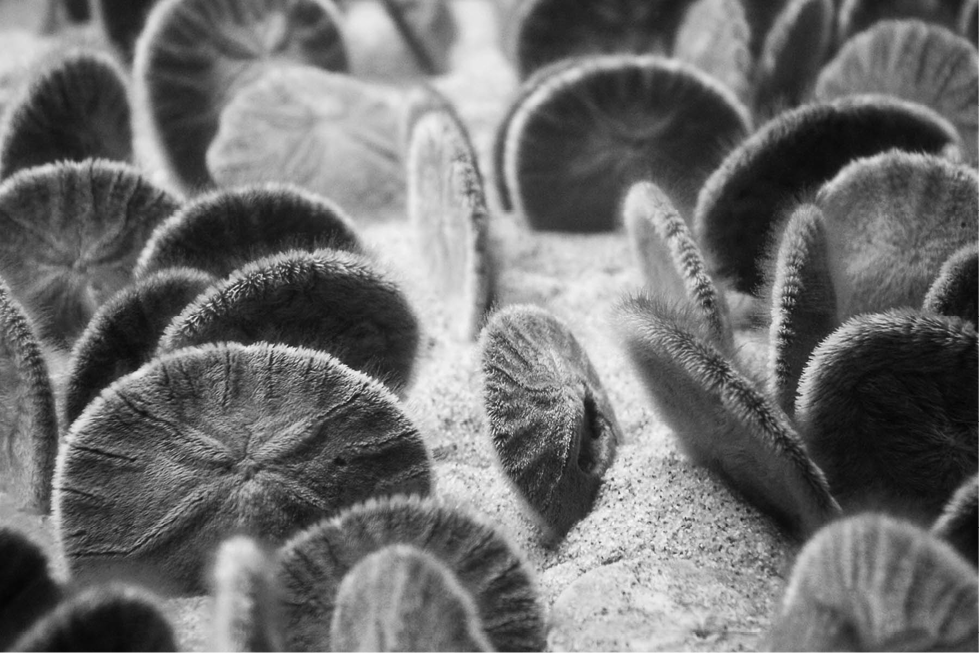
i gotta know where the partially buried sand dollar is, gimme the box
[54,342,432,595]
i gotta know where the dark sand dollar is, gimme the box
[211,536,283,652]
[753,0,834,117]
[615,294,841,538]
[133,0,348,191]
[693,96,960,294]
[330,544,493,652]
[672,0,753,103]
[0,529,61,649]
[739,0,788,56]
[0,49,131,180]
[932,474,978,566]
[923,242,978,327]
[207,66,403,213]
[157,249,419,394]
[815,20,979,162]
[134,184,362,279]
[479,305,622,538]
[13,584,177,652]
[624,181,732,353]
[763,514,979,651]
[64,267,216,429]
[276,495,545,652]
[0,160,180,347]
[0,278,59,513]
[407,106,493,341]
[816,152,978,320]
[837,0,961,45]
[97,0,160,62]
[54,342,432,594]
[510,0,695,80]
[500,54,750,232]
[795,310,978,519]
[765,204,836,416]
[64,0,91,22]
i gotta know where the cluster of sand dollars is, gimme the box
[0,0,976,650]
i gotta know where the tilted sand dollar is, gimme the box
[0,278,58,513]
[816,152,978,320]
[763,514,979,651]
[330,544,493,652]
[672,0,753,104]
[54,342,433,594]
[64,267,217,428]
[0,49,131,180]
[694,96,960,294]
[923,242,978,327]
[497,55,750,232]
[961,0,978,46]
[211,536,284,652]
[932,473,978,566]
[0,529,62,650]
[133,0,348,191]
[134,184,363,279]
[13,584,178,652]
[276,495,545,652]
[208,65,403,214]
[624,181,732,354]
[795,309,978,519]
[615,295,841,538]
[836,0,961,46]
[407,105,493,341]
[157,249,419,394]
[479,305,623,538]
[815,20,979,162]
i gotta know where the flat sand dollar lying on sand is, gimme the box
[13,584,177,652]
[479,305,622,538]
[0,49,131,180]
[795,309,978,519]
[211,536,283,652]
[0,159,180,347]
[932,473,978,566]
[497,55,751,232]
[765,204,837,416]
[54,342,432,594]
[624,181,732,354]
[330,544,492,652]
[816,152,978,320]
[763,514,979,651]
[923,242,978,327]
[134,184,363,279]
[63,267,216,428]
[0,279,58,514]
[133,0,348,192]
[0,529,62,649]
[836,0,961,46]
[407,104,493,341]
[672,0,753,104]
[276,495,545,652]
[207,65,403,214]
[614,295,840,538]
[815,20,979,162]
[157,249,419,394]
[694,96,960,295]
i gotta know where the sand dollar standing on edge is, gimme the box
[54,342,433,594]
[923,242,978,328]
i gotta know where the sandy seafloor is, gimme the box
[0,1,801,650]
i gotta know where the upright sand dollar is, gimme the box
[923,242,978,327]
[55,342,433,594]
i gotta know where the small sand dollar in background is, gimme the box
[479,305,622,538]
[0,49,131,180]
[54,342,432,594]
[795,309,978,519]
[157,249,420,394]
[763,514,979,651]
[0,279,59,513]
[134,184,363,280]
[0,529,62,649]
[407,104,493,341]
[960,0,978,45]
[330,544,492,652]
[672,0,753,104]
[208,66,403,214]
[615,295,840,538]
[923,242,978,327]
[97,0,163,62]
[836,0,961,46]
[815,20,979,162]
[276,495,545,652]
[211,536,283,652]
[931,473,978,566]
[133,0,349,191]
[694,96,960,294]
[64,267,217,428]
[497,55,750,232]
[13,584,178,652]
